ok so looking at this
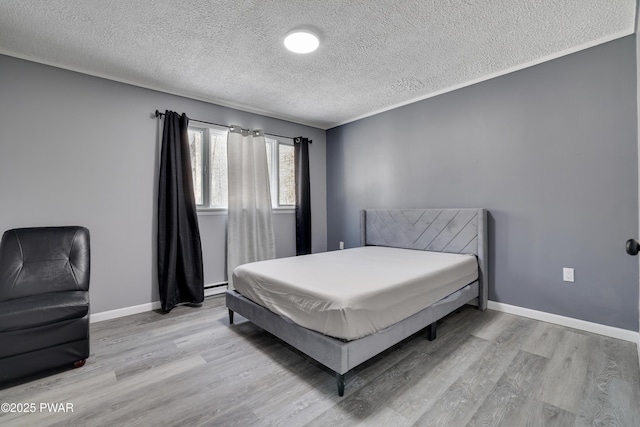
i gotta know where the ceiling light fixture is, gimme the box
[284,30,319,54]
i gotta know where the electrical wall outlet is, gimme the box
[339,241,344,250]
[562,268,574,282]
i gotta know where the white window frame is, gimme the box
[266,136,296,210]
[189,125,295,212]
[189,125,229,210]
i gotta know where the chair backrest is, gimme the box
[0,226,90,302]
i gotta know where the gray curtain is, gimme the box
[157,111,204,312]
[226,126,275,289]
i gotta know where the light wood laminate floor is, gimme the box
[1,295,638,426]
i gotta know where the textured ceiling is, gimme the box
[0,1,636,129]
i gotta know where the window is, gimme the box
[278,143,295,206]
[188,129,204,205]
[188,125,295,209]
[266,138,295,207]
[188,126,228,208]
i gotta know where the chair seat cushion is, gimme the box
[0,291,89,332]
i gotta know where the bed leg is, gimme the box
[336,373,345,397]
[228,309,234,325]
[427,322,437,341]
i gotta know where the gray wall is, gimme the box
[637,25,640,342]
[0,54,327,314]
[326,36,639,331]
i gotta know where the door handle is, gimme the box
[626,239,640,256]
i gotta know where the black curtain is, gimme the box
[294,137,312,255]
[157,111,204,312]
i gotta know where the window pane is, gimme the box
[209,130,228,207]
[278,144,295,206]
[188,129,203,205]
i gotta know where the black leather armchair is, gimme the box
[0,226,90,383]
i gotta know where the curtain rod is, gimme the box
[154,110,310,143]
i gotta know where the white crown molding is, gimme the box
[331,30,634,129]
[0,49,323,130]
[2,29,632,131]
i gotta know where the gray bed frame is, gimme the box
[226,208,488,396]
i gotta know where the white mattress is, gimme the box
[232,246,478,340]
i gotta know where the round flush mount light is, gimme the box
[284,30,319,54]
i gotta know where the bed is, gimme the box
[226,208,488,396]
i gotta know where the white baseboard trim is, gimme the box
[87,296,640,347]
[205,286,227,297]
[91,283,227,323]
[487,301,640,344]
[90,301,162,323]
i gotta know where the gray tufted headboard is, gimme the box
[360,208,488,310]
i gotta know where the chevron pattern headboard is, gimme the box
[360,208,488,310]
